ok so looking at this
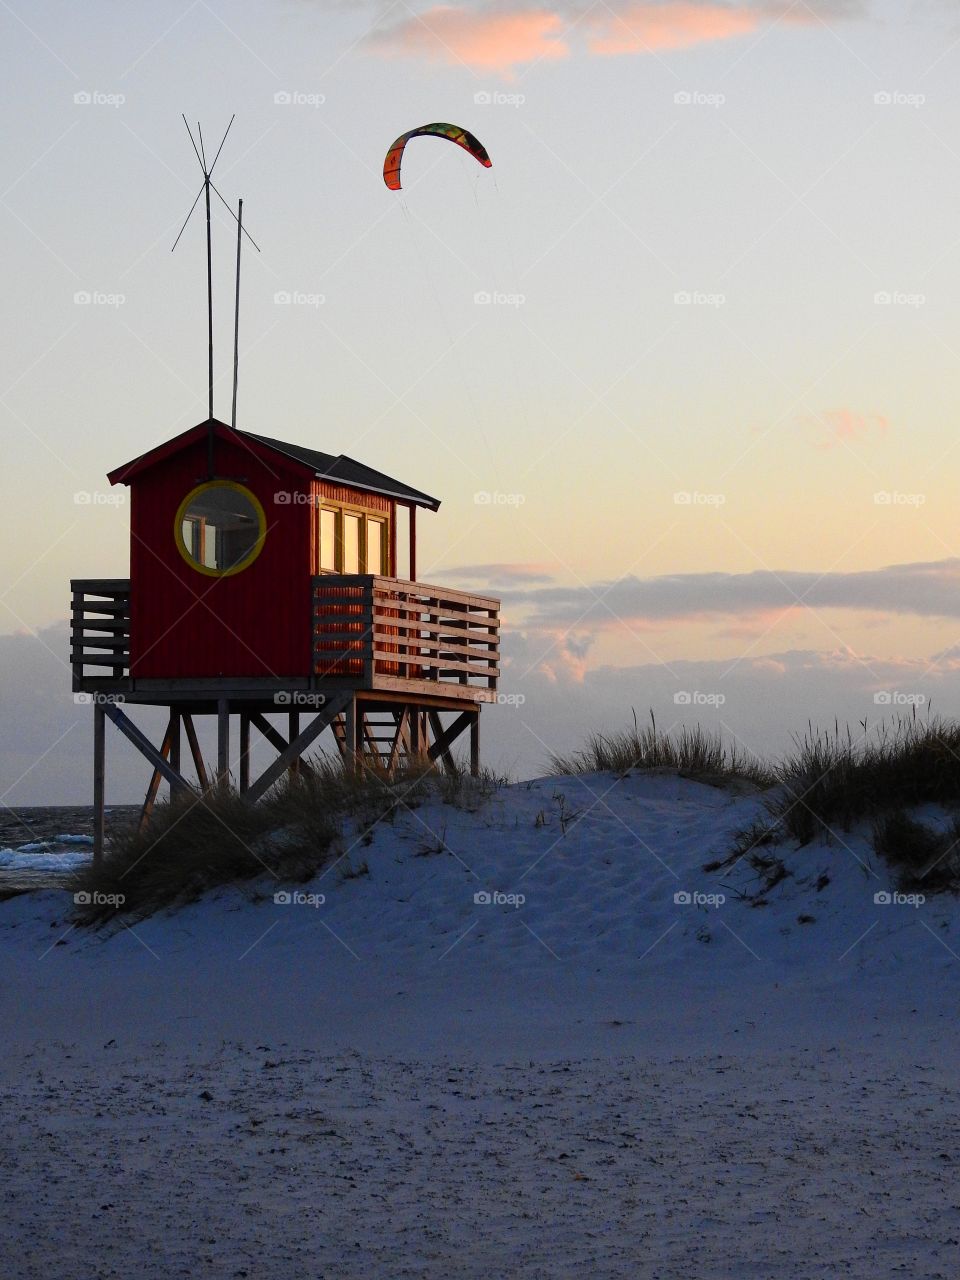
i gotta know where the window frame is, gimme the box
[317,500,391,576]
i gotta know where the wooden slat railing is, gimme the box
[71,579,131,685]
[312,575,499,691]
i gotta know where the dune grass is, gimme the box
[549,710,774,788]
[71,753,506,925]
[557,708,960,895]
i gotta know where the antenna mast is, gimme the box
[172,115,260,475]
[232,198,243,430]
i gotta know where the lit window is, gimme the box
[367,519,384,574]
[319,508,337,572]
[343,513,360,573]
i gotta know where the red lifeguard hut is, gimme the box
[71,419,500,856]
[69,120,500,859]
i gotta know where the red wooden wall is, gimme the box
[129,434,314,679]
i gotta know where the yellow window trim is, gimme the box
[174,480,267,578]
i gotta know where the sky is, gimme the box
[4,0,960,801]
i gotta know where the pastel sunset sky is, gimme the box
[3,0,960,797]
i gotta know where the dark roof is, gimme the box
[239,431,440,511]
[107,420,440,510]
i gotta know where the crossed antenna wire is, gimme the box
[171,114,260,440]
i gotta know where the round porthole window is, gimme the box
[174,481,266,577]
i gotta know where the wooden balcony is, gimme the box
[71,577,500,707]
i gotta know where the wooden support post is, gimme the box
[288,710,300,778]
[239,712,251,793]
[217,698,230,790]
[470,713,480,777]
[244,693,351,803]
[93,700,105,864]
[344,695,358,776]
[102,702,190,791]
[183,714,209,790]
[138,714,176,832]
[387,708,409,773]
[169,711,183,798]
[409,504,417,583]
[427,710,473,773]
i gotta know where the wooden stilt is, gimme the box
[93,700,105,864]
[239,712,251,792]
[169,710,183,797]
[245,692,351,803]
[217,698,230,789]
[183,713,209,790]
[470,712,480,777]
[344,695,358,776]
[288,709,300,777]
[138,713,176,831]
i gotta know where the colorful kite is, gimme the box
[383,123,492,191]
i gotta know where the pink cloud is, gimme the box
[585,3,760,55]
[367,7,569,73]
[802,407,890,450]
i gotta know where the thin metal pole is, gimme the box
[205,173,214,475]
[231,197,243,430]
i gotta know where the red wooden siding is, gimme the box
[129,434,313,678]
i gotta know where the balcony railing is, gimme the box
[70,579,131,687]
[312,575,499,694]
[70,577,501,700]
